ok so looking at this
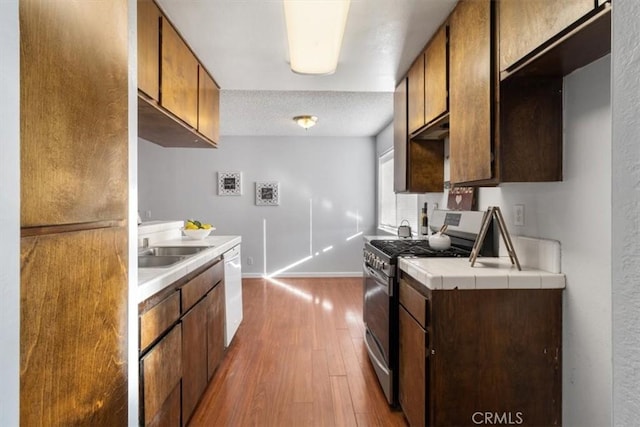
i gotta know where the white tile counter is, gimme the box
[398,257,566,290]
[138,233,241,303]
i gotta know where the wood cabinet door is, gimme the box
[499,0,594,71]
[198,66,220,143]
[393,79,409,193]
[140,325,183,426]
[407,54,425,134]
[399,305,426,427]
[206,282,226,380]
[449,0,493,184]
[20,0,128,228]
[424,25,448,125]
[20,228,128,426]
[138,0,161,100]
[161,17,199,129]
[182,298,209,426]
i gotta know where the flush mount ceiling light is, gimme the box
[283,0,351,75]
[293,115,318,129]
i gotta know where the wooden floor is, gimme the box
[189,277,408,427]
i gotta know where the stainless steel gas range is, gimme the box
[363,209,496,406]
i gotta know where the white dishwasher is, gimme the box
[223,244,242,347]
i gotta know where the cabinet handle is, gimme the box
[431,349,436,355]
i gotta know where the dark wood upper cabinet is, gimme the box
[198,66,221,144]
[424,25,448,126]
[394,79,444,194]
[138,0,161,101]
[499,0,595,72]
[449,0,493,184]
[407,54,425,134]
[138,2,220,149]
[161,17,199,129]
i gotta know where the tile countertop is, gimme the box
[398,257,566,290]
[138,235,241,303]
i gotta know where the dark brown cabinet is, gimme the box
[407,54,425,134]
[137,0,220,148]
[394,79,445,194]
[138,0,161,101]
[499,0,594,72]
[399,306,427,427]
[206,282,226,380]
[161,17,199,129]
[198,66,221,144]
[424,25,448,126]
[181,298,209,426]
[140,325,183,426]
[19,1,129,425]
[139,259,225,426]
[449,0,564,186]
[398,273,563,427]
[449,0,493,184]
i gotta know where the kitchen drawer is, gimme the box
[399,277,429,328]
[140,290,181,353]
[181,258,223,312]
[140,324,182,426]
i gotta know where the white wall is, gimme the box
[139,136,377,276]
[481,56,612,426]
[612,1,640,424]
[0,1,20,424]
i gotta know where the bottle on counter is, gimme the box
[421,202,429,236]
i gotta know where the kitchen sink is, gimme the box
[146,246,209,256]
[138,255,186,268]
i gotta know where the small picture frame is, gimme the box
[217,172,242,196]
[255,182,280,206]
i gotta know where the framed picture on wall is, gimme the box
[217,172,242,196]
[255,182,279,206]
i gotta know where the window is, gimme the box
[378,149,418,234]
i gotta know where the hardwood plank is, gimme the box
[331,376,359,427]
[189,278,407,427]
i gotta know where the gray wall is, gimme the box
[0,1,20,424]
[612,1,640,424]
[139,136,377,276]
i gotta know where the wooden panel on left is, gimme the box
[20,0,129,228]
[20,227,128,425]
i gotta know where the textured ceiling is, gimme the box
[155,0,458,137]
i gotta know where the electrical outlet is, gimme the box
[514,204,525,226]
[247,257,254,266]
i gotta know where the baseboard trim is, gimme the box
[242,271,363,279]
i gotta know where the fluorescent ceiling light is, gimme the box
[283,0,351,75]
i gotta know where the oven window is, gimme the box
[378,149,418,234]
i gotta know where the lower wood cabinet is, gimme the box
[398,273,562,426]
[140,325,183,426]
[181,297,209,426]
[139,259,226,426]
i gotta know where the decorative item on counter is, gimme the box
[470,206,521,270]
[420,202,429,236]
[397,219,412,238]
[217,171,242,196]
[429,224,451,250]
[183,219,215,240]
[448,186,477,210]
[255,182,280,206]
